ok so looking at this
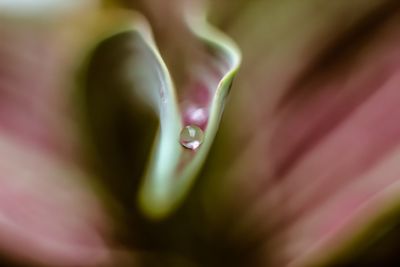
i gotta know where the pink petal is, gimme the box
[217,5,400,267]
[0,19,116,267]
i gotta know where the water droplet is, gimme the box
[180,125,204,150]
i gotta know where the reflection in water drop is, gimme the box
[179,125,204,150]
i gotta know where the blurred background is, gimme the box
[1,0,400,266]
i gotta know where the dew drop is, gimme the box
[179,125,204,150]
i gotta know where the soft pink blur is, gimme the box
[0,19,116,267]
[216,5,400,267]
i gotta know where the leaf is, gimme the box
[78,9,241,220]
[137,8,241,219]
[77,13,159,211]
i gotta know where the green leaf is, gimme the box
[77,9,241,220]
[138,8,241,219]
[76,12,160,210]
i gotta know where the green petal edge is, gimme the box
[78,8,241,220]
[139,7,241,219]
